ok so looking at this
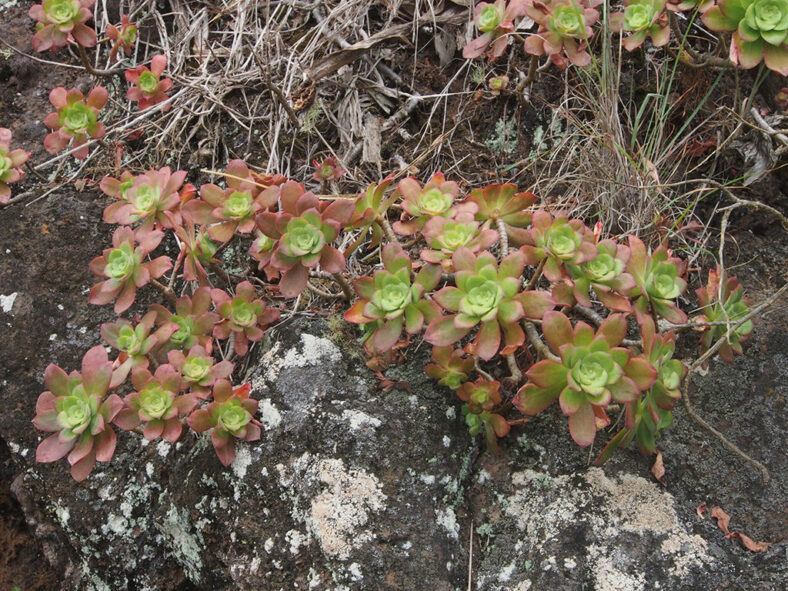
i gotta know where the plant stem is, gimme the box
[76,44,125,78]
[496,218,509,257]
[378,215,398,244]
[150,278,177,306]
[523,320,560,362]
[331,273,354,301]
[524,259,545,291]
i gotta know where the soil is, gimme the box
[0,0,786,589]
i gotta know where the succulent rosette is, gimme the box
[557,239,636,312]
[248,231,279,281]
[103,167,190,231]
[425,346,475,389]
[514,312,657,447]
[0,128,31,205]
[33,346,123,481]
[29,0,97,52]
[172,216,218,286]
[255,181,354,297]
[523,0,602,68]
[113,365,197,442]
[106,14,137,61]
[43,86,107,160]
[168,345,233,399]
[188,381,261,466]
[488,75,510,95]
[463,0,528,60]
[463,406,510,451]
[465,183,537,245]
[150,287,220,355]
[695,267,753,362]
[457,378,503,412]
[421,212,500,271]
[126,54,174,110]
[521,211,598,282]
[89,226,172,314]
[312,156,345,183]
[344,243,442,353]
[596,316,684,462]
[610,0,671,51]
[702,0,788,74]
[392,173,468,236]
[100,170,135,220]
[348,177,396,253]
[211,282,280,356]
[626,236,687,324]
[184,160,277,242]
[425,248,555,360]
[101,310,179,387]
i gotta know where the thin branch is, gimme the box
[523,320,560,362]
[496,218,508,257]
[680,283,788,484]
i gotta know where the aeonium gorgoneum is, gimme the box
[514,312,657,447]
[33,346,123,481]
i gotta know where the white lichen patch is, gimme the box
[285,529,308,554]
[340,409,381,431]
[259,334,342,382]
[278,453,386,561]
[436,506,459,540]
[156,441,171,457]
[502,468,713,591]
[0,292,17,314]
[231,446,253,481]
[159,505,204,581]
[259,398,282,430]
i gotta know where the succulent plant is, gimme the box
[188,380,261,466]
[702,0,788,75]
[149,287,220,355]
[101,310,179,387]
[695,267,753,363]
[113,365,197,441]
[43,86,107,159]
[514,312,657,446]
[463,0,528,60]
[168,345,233,399]
[465,183,537,245]
[344,243,442,353]
[33,346,123,481]
[106,14,137,61]
[89,226,172,314]
[488,75,510,95]
[523,0,602,68]
[171,215,219,286]
[610,0,671,51]
[420,212,499,271]
[626,235,688,324]
[425,346,475,389]
[29,0,97,52]
[126,54,174,110]
[462,405,510,451]
[521,210,597,282]
[102,167,191,232]
[255,181,354,298]
[184,160,277,242]
[393,173,468,236]
[425,248,554,360]
[595,316,684,462]
[0,128,31,205]
[555,238,636,312]
[312,156,345,183]
[348,177,397,252]
[211,282,280,356]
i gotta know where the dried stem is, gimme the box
[496,218,509,257]
[331,273,354,301]
[150,278,177,306]
[680,283,787,484]
[523,320,560,362]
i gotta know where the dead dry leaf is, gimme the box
[696,502,707,519]
[711,506,731,533]
[725,532,770,553]
[651,451,666,486]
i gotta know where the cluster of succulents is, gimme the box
[17,1,761,484]
[458,0,788,75]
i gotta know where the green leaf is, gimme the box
[514,383,560,415]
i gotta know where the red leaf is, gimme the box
[711,506,730,534]
[725,532,770,553]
